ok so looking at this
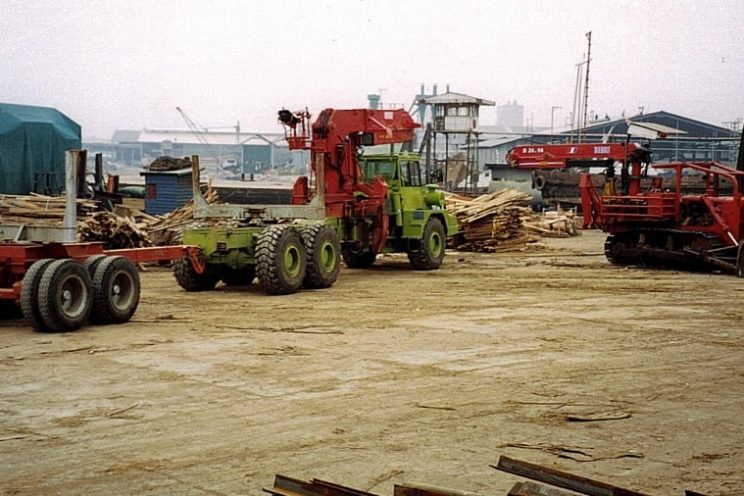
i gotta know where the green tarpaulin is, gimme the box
[0,103,81,195]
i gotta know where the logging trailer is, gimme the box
[0,150,202,332]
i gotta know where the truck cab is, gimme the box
[359,152,458,261]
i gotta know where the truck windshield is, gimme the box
[363,160,395,182]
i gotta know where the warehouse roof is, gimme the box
[112,130,141,143]
[119,129,288,147]
[577,111,737,138]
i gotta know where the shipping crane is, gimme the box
[175,107,224,176]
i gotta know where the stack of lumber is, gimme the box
[0,193,97,226]
[78,212,152,249]
[523,208,581,238]
[148,156,192,171]
[140,183,221,246]
[447,189,538,253]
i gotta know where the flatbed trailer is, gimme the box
[0,150,205,332]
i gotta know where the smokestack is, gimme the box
[433,84,438,96]
[446,84,450,93]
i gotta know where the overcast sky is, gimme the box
[2,0,743,139]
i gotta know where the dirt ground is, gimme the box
[1,230,743,495]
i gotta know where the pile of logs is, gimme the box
[148,156,192,172]
[0,193,97,226]
[1,182,225,248]
[447,189,538,253]
[523,207,580,238]
[78,212,152,249]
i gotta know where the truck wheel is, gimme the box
[83,254,106,276]
[20,258,56,331]
[300,223,340,288]
[342,248,377,268]
[736,243,744,278]
[408,217,445,270]
[256,224,306,295]
[91,256,141,324]
[37,259,93,332]
[221,266,256,286]
[173,258,219,291]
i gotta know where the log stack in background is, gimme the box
[523,207,581,238]
[0,181,225,249]
[446,189,582,253]
[78,211,152,249]
[0,193,97,226]
[147,156,192,172]
[79,182,226,248]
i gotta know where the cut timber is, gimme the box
[447,189,539,253]
[0,194,97,226]
[78,211,152,249]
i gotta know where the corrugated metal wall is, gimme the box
[143,172,192,215]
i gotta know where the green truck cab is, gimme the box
[357,152,458,269]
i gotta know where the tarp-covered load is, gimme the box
[0,103,81,195]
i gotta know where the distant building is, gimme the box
[496,101,524,130]
[108,128,308,178]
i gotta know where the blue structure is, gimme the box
[140,168,193,215]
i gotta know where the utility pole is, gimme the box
[581,31,592,142]
[570,57,587,143]
[551,106,562,136]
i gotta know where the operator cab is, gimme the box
[361,155,423,188]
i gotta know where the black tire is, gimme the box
[736,243,744,278]
[173,258,219,291]
[83,254,106,276]
[256,225,307,295]
[534,174,546,190]
[341,248,377,268]
[20,258,56,331]
[37,259,93,332]
[299,223,340,288]
[220,266,256,286]
[408,217,446,270]
[91,256,141,324]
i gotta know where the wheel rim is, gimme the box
[59,274,88,319]
[110,269,135,311]
[429,232,443,258]
[320,240,337,272]
[283,243,302,277]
